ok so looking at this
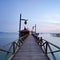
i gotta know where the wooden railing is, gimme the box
[32,33,60,60]
[0,34,29,60]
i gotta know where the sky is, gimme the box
[0,0,60,32]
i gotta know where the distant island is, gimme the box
[51,33,60,37]
[0,32,18,34]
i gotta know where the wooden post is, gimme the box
[35,24,36,33]
[45,42,48,54]
[18,39,20,47]
[40,37,43,47]
[13,42,15,54]
[48,44,56,60]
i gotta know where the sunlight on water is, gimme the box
[39,33,60,60]
[39,34,60,46]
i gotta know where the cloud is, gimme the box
[36,23,60,32]
[38,13,60,26]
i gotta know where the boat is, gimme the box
[20,27,30,37]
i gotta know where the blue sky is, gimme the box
[0,0,60,32]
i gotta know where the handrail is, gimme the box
[0,48,12,53]
[32,33,60,60]
[43,39,60,49]
[0,39,18,49]
[0,34,28,49]
[0,34,29,60]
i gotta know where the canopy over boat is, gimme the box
[20,27,30,36]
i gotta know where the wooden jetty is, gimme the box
[0,33,60,60]
[11,34,49,60]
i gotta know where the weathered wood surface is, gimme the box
[13,35,49,60]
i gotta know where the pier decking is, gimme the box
[12,35,49,60]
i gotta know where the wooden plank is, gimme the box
[12,35,49,60]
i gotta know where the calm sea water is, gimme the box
[0,32,18,60]
[0,33,60,60]
[39,33,60,60]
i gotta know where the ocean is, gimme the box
[0,32,60,60]
[0,32,18,60]
[39,33,60,60]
